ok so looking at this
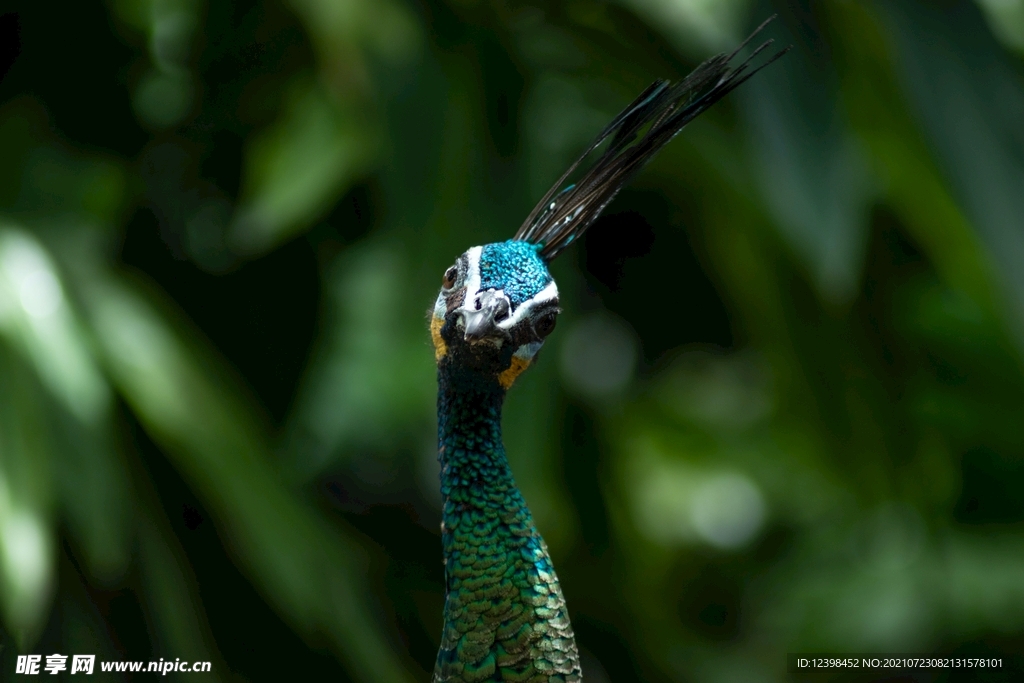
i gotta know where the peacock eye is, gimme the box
[533,311,558,338]
[442,266,457,289]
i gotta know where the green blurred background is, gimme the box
[2,0,1024,681]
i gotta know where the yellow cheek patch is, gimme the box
[430,315,447,362]
[498,355,531,389]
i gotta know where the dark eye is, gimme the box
[534,311,558,338]
[442,266,457,289]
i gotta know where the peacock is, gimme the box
[428,18,787,683]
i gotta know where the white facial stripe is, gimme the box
[433,291,446,319]
[463,246,482,301]
[451,246,485,330]
[499,279,559,329]
[436,246,482,321]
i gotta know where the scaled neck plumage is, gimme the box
[434,363,581,683]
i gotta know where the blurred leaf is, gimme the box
[0,228,111,424]
[133,68,194,130]
[0,99,127,225]
[110,0,201,129]
[616,0,752,54]
[288,0,421,76]
[771,506,934,651]
[826,1,1015,350]
[976,0,1024,54]
[0,344,56,648]
[136,488,228,681]
[81,270,415,682]
[109,0,200,66]
[230,0,422,257]
[941,532,1024,634]
[51,411,131,586]
[757,524,1024,652]
[0,223,130,606]
[231,80,378,255]
[880,0,1024,348]
[63,569,130,683]
[0,119,133,584]
[740,14,875,305]
[523,74,624,201]
[286,243,435,476]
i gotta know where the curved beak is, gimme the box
[459,290,511,342]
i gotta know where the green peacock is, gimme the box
[428,19,786,683]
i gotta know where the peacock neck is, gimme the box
[437,371,511,499]
[434,365,580,683]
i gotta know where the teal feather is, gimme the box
[434,365,580,683]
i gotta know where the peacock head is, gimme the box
[429,22,788,390]
[431,240,559,389]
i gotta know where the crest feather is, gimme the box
[514,15,790,261]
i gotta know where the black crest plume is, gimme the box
[515,16,789,260]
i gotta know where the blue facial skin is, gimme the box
[478,240,552,308]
